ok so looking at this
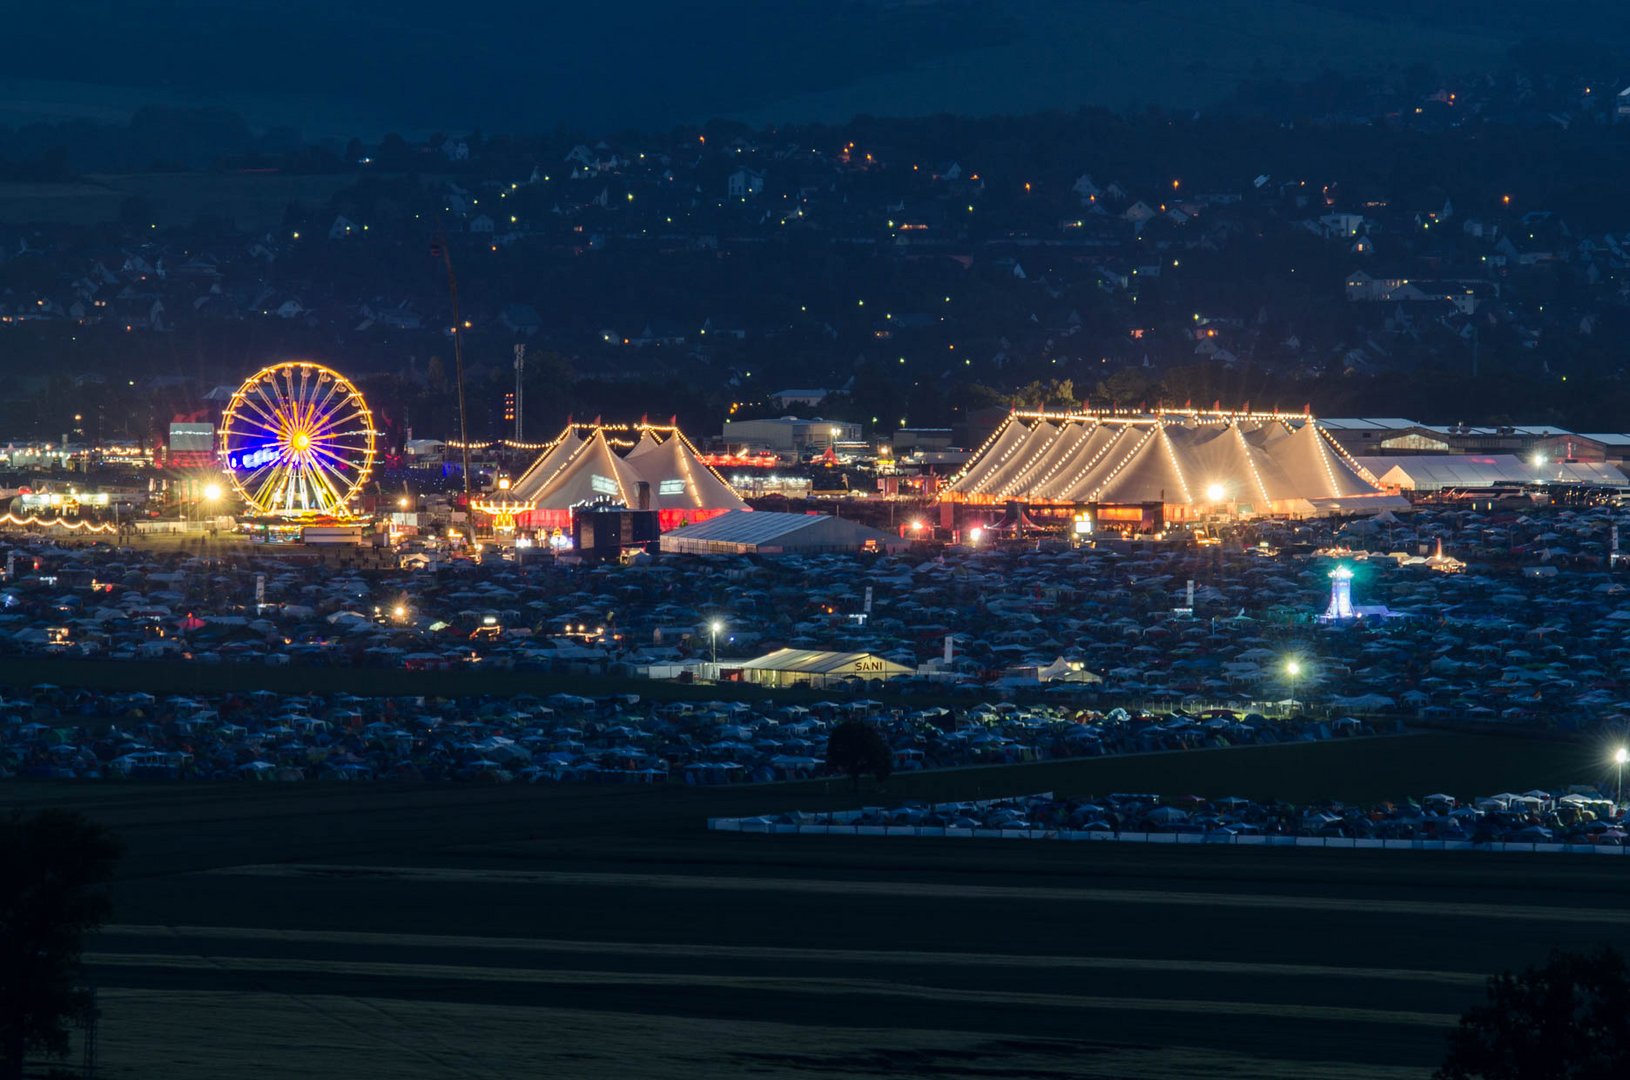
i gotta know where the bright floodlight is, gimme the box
[969,526,984,542]
[202,483,223,501]
[398,496,410,509]
[1285,659,1302,676]
[1616,747,1628,766]
[392,605,406,619]
[710,619,723,634]
[1205,482,1226,502]
[1531,452,1547,469]
[910,519,924,531]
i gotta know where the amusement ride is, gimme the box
[217,361,376,518]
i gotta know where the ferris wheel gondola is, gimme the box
[218,362,376,517]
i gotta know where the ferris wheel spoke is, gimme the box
[305,380,345,428]
[308,440,361,470]
[240,460,284,490]
[228,411,285,440]
[235,390,281,430]
[308,454,352,499]
[241,391,287,433]
[309,394,365,435]
[311,462,348,511]
[248,466,289,510]
[311,405,365,436]
[303,371,338,427]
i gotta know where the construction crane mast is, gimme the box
[513,343,525,443]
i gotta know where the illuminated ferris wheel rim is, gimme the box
[218,361,377,518]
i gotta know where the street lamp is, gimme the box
[709,619,722,666]
[1285,658,1302,714]
[1616,747,1628,806]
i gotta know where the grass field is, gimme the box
[0,172,367,227]
[8,731,1628,1078]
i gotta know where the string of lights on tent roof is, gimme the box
[942,408,1405,519]
[472,422,747,532]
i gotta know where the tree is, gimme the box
[824,718,893,791]
[0,809,122,1080]
[1437,946,1630,1080]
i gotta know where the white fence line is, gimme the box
[706,817,1625,856]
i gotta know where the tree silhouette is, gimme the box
[0,809,122,1080]
[825,718,893,791]
[1437,946,1630,1080]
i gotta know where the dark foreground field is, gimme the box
[10,733,1628,1079]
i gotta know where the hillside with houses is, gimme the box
[5,64,1630,442]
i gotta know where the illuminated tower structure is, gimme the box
[1323,565,1355,621]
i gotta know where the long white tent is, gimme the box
[660,510,909,555]
[1358,455,1629,492]
[942,409,1406,519]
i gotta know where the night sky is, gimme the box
[10,1,1630,136]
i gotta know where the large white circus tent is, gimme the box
[943,410,1407,518]
[491,423,747,530]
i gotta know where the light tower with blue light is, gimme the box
[1323,565,1355,621]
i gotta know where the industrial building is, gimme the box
[719,416,862,456]
[1321,419,1607,463]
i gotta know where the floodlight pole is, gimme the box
[434,230,472,499]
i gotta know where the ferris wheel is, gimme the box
[218,362,377,517]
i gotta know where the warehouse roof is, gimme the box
[660,510,908,553]
[1357,454,1628,490]
[736,648,913,675]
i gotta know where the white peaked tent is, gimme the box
[501,423,748,530]
[508,425,586,503]
[627,431,748,515]
[952,418,1032,495]
[1262,418,1379,499]
[942,410,1407,519]
[523,428,648,511]
[625,428,663,461]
